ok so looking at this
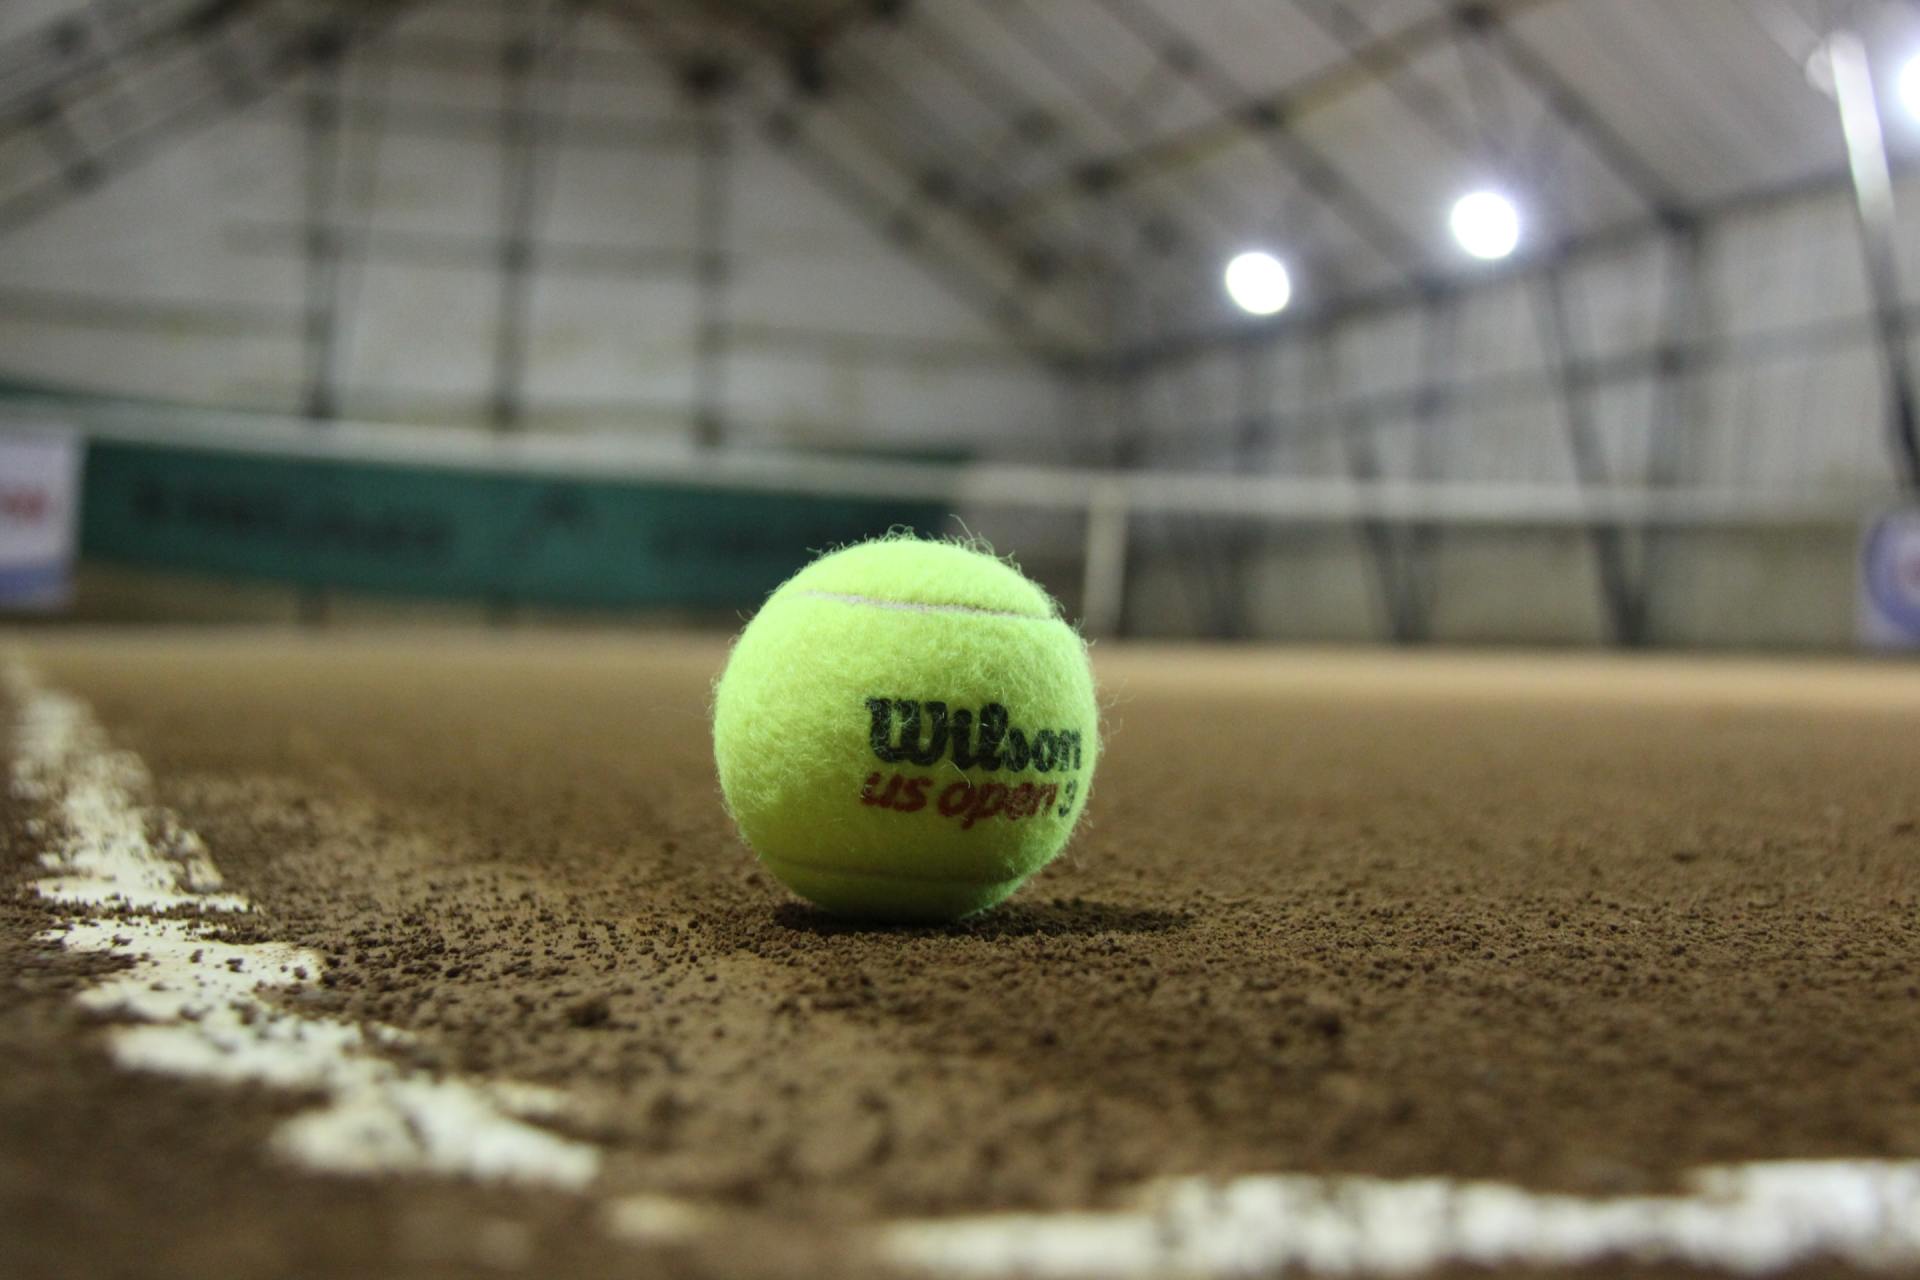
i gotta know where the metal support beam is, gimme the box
[1311,329,1418,641]
[484,3,570,625]
[1135,292,1920,466]
[884,2,1228,283]
[1091,0,1430,282]
[1464,4,1684,219]
[489,15,541,433]
[1102,367,1153,636]
[1400,290,1461,643]
[1115,298,1237,635]
[1081,478,1130,638]
[1223,339,1278,638]
[1158,325,1243,637]
[298,39,348,423]
[757,115,1071,354]
[999,0,1553,229]
[1634,225,1706,640]
[1295,0,1484,158]
[0,3,405,238]
[691,97,732,449]
[259,99,704,150]
[982,0,1252,252]
[1232,340,1277,467]
[596,0,1090,356]
[1128,127,1920,365]
[24,100,100,191]
[489,3,572,433]
[1094,363,1139,471]
[46,2,142,141]
[1647,230,1706,494]
[1534,266,1646,645]
[295,26,353,629]
[1828,30,1920,490]
[195,17,258,103]
[229,223,703,275]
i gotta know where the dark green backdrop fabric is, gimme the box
[80,440,948,608]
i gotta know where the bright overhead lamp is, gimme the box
[1223,250,1292,316]
[1450,190,1521,261]
[1898,52,1920,122]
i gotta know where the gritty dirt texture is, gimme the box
[4,632,1920,1278]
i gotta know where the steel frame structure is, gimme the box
[0,0,1912,640]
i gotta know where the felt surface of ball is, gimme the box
[713,536,1099,922]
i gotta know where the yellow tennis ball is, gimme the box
[713,536,1099,922]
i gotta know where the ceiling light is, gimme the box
[1224,250,1292,316]
[1450,190,1521,261]
[1898,52,1920,122]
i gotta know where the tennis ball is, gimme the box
[713,535,1099,922]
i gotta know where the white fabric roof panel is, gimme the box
[5,0,1919,349]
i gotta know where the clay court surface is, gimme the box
[5,631,1919,1278]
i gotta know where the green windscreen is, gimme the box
[79,440,951,609]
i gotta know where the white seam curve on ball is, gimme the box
[793,590,1050,621]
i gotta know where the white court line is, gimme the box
[13,679,245,914]
[14,662,1920,1273]
[10,663,599,1191]
[879,1164,1920,1276]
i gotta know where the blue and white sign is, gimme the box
[0,428,82,610]
[1859,507,1920,648]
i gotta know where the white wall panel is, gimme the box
[0,10,1055,453]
